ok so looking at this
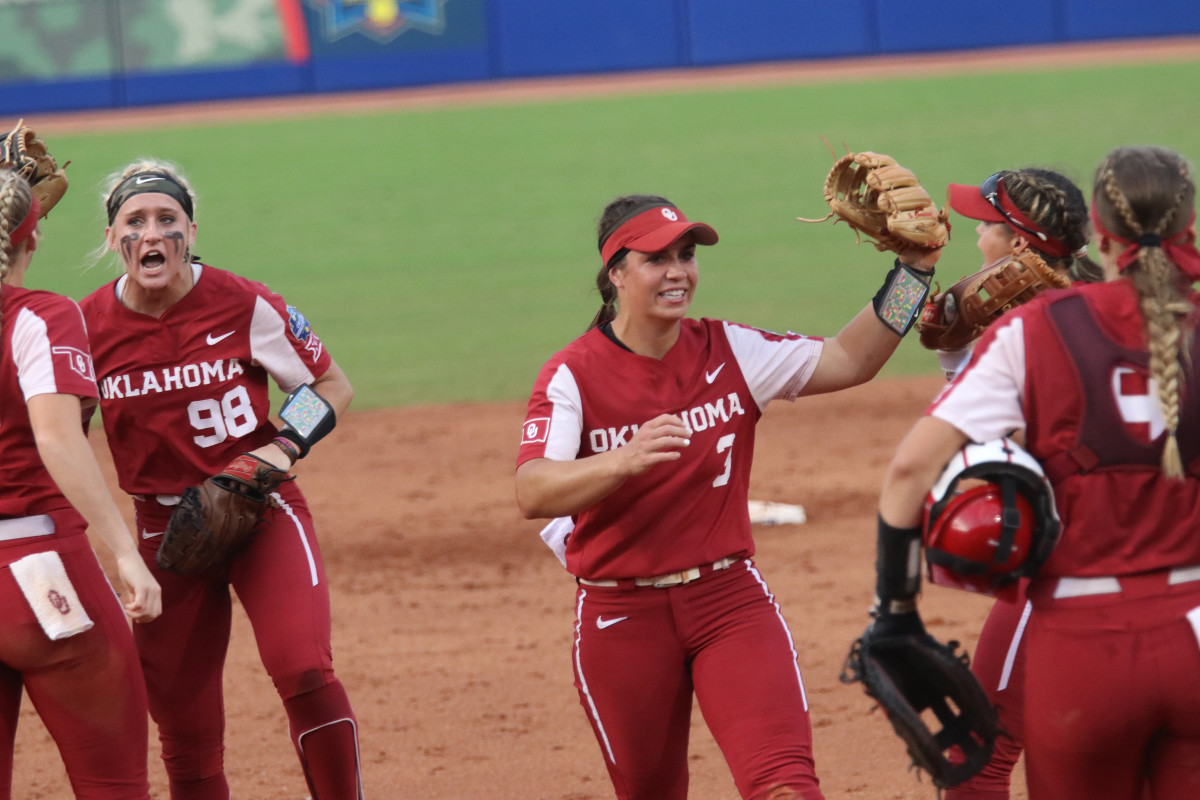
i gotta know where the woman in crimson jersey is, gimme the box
[515,194,941,800]
[874,146,1200,799]
[0,167,160,798]
[933,167,1096,800]
[79,159,363,800]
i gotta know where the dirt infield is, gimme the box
[14,36,1198,799]
[16,375,1016,799]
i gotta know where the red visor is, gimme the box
[947,175,1071,259]
[9,195,40,249]
[599,205,719,267]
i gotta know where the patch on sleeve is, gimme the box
[521,417,550,445]
[287,305,324,362]
[287,305,313,342]
[51,346,95,382]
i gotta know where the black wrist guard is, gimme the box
[872,258,934,336]
[876,514,923,613]
[276,384,337,459]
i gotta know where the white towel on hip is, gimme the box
[9,551,94,640]
[539,517,574,567]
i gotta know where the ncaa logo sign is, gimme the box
[306,0,448,43]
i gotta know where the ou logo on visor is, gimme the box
[661,208,679,221]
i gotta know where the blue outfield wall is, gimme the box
[1,0,1198,116]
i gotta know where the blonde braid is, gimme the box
[0,170,23,286]
[0,170,35,333]
[1097,150,1195,478]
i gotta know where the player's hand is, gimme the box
[616,414,691,477]
[115,552,162,623]
[898,243,942,273]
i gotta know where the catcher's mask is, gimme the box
[923,437,1060,600]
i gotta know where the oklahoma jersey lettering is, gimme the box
[930,280,1200,578]
[80,263,332,495]
[518,317,822,580]
[0,288,97,519]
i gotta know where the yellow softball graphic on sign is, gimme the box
[305,0,448,43]
[366,0,398,26]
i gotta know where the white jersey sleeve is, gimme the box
[723,321,823,410]
[249,295,320,392]
[12,302,96,401]
[541,363,584,461]
[930,316,1027,442]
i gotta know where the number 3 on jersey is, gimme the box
[188,386,258,447]
[713,433,735,487]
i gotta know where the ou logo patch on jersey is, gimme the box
[1112,365,1165,442]
[661,208,678,221]
[51,346,95,382]
[522,417,549,445]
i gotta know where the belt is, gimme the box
[0,515,55,542]
[1052,565,1200,599]
[577,556,740,589]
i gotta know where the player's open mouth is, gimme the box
[660,289,687,300]
[141,251,166,270]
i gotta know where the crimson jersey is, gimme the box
[79,264,332,495]
[518,317,823,580]
[929,279,1200,578]
[0,288,97,519]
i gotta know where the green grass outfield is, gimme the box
[29,57,1200,409]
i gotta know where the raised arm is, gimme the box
[800,247,941,396]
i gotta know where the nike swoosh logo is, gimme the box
[596,616,628,630]
[135,175,162,185]
[206,331,235,345]
[705,363,725,384]
[141,529,164,539]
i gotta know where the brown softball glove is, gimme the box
[800,150,949,253]
[0,120,69,217]
[157,454,290,574]
[917,249,1071,351]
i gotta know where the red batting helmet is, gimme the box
[923,438,1061,600]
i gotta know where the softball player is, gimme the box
[515,194,941,800]
[935,167,1096,800]
[79,160,363,800]
[875,145,1200,799]
[0,168,161,798]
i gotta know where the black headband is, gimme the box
[106,171,194,224]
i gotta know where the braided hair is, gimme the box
[999,168,1102,283]
[588,194,674,331]
[1093,146,1197,478]
[0,169,36,330]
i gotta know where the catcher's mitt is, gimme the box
[157,454,289,574]
[917,249,1071,351]
[799,150,949,253]
[841,611,997,789]
[0,120,69,217]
